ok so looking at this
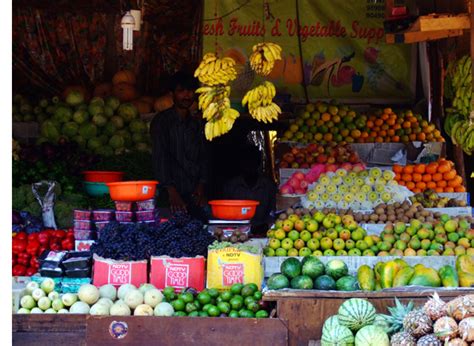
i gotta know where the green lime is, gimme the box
[198,311,209,317]
[245,283,258,293]
[197,292,211,305]
[217,301,231,314]
[174,311,187,317]
[207,305,220,317]
[229,310,240,318]
[171,299,185,311]
[238,309,255,318]
[216,296,224,303]
[219,291,233,302]
[207,288,219,298]
[230,283,244,295]
[193,301,201,310]
[244,296,256,307]
[253,291,262,301]
[240,286,254,297]
[230,296,244,310]
[165,292,176,301]
[179,292,194,304]
[202,304,212,312]
[163,287,175,296]
[247,302,260,313]
[188,311,199,317]
[185,302,198,313]
[255,310,269,318]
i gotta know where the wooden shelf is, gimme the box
[386,13,470,44]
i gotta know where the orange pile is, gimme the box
[360,108,444,143]
[393,159,465,193]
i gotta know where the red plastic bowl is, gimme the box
[82,171,125,183]
[208,200,260,220]
[107,181,159,202]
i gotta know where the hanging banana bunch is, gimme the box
[242,81,281,123]
[194,53,238,86]
[445,55,473,119]
[450,119,474,155]
[249,42,282,76]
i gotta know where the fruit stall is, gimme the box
[10,0,474,345]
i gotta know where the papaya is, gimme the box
[375,280,382,291]
[374,261,385,282]
[438,265,459,287]
[394,259,409,270]
[458,271,474,287]
[357,265,375,291]
[414,264,425,271]
[392,267,415,287]
[381,261,399,289]
[408,267,441,287]
[456,255,474,273]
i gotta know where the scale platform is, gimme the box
[207,219,251,237]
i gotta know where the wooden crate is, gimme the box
[13,315,288,346]
[263,289,474,346]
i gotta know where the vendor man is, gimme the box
[150,72,209,220]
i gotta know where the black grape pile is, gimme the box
[91,213,216,261]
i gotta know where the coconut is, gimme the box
[458,317,474,342]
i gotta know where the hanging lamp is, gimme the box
[121,11,135,51]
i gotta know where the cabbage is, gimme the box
[62,122,79,137]
[154,302,174,316]
[109,135,125,149]
[90,302,110,315]
[118,103,138,123]
[104,123,117,136]
[48,291,60,301]
[111,115,124,129]
[52,298,64,311]
[32,288,46,301]
[79,123,98,139]
[53,106,73,123]
[110,300,131,316]
[65,91,85,106]
[117,284,137,300]
[37,297,51,310]
[31,307,44,314]
[78,284,100,305]
[90,97,105,107]
[17,308,31,314]
[41,278,55,293]
[20,295,36,310]
[73,135,86,148]
[25,282,39,295]
[97,134,109,145]
[138,284,156,295]
[73,109,89,124]
[57,309,69,314]
[130,119,147,133]
[124,290,144,309]
[144,289,164,308]
[92,114,107,127]
[69,301,90,314]
[104,105,114,117]
[132,133,145,143]
[95,146,114,157]
[105,96,120,111]
[116,130,132,146]
[44,308,57,314]
[134,304,154,316]
[96,298,114,308]
[41,120,60,142]
[61,293,78,307]
[135,143,149,152]
[99,284,117,301]
[88,138,102,151]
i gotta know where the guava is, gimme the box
[79,123,98,139]
[73,109,89,124]
[53,106,73,123]
[104,123,117,136]
[62,122,79,137]
[88,103,104,117]
[88,138,102,151]
[154,302,174,316]
[117,284,137,300]
[124,290,144,309]
[117,103,138,123]
[129,119,146,133]
[110,300,131,316]
[99,284,117,300]
[105,96,120,111]
[111,115,124,129]
[134,304,154,316]
[69,301,90,314]
[144,289,163,308]
[65,90,85,106]
[78,284,100,305]
[90,302,110,315]
[92,114,107,127]
[109,135,125,149]
[41,120,60,143]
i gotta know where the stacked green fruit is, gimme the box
[377,215,474,257]
[267,257,359,291]
[12,94,51,123]
[162,284,269,318]
[264,211,382,257]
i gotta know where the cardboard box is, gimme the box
[150,256,205,291]
[75,240,95,251]
[92,254,148,287]
[207,247,263,290]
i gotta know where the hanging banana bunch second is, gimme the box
[249,42,282,76]
[242,81,281,123]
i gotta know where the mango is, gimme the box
[381,261,399,288]
[392,267,415,287]
[458,271,474,287]
[438,265,459,287]
[357,265,375,291]
[408,267,441,287]
[374,261,385,282]
[456,254,474,273]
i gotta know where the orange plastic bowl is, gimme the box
[208,200,260,220]
[107,181,159,201]
[82,171,125,183]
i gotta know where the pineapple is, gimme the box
[423,292,447,320]
[382,297,415,334]
[445,339,467,346]
[458,317,474,342]
[403,309,433,338]
[390,331,416,346]
[433,316,458,341]
[445,295,474,321]
[416,334,441,346]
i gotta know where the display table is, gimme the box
[263,288,474,346]
[13,315,289,346]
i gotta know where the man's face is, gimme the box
[173,85,195,109]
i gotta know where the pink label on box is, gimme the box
[222,263,244,286]
[165,263,189,288]
[108,263,132,285]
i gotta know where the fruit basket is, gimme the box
[82,171,125,183]
[83,182,109,197]
[208,200,259,220]
[107,181,158,202]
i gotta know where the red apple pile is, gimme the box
[279,143,360,169]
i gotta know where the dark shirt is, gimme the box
[150,107,209,196]
[223,175,277,225]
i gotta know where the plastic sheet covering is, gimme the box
[32,181,58,229]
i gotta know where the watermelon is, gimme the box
[267,274,290,290]
[326,259,349,280]
[322,315,340,336]
[314,275,336,290]
[336,276,359,291]
[290,275,313,289]
[372,314,390,334]
[280,258,302,279]
[338,298,376,332]
[354,325,389,346]
[301,256,325,279]
[321,325,354,346]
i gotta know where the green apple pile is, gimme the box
[264,211,381,257]
[377,215,474,256]
[301,167,411,211]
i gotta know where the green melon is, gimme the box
[354,325,389,346]
[321,325,354,346]
[322,315,341,336]
[326,259,349,280]
[336,276,359,291]
[338,298,376,332]
[301,256,325,279]
[280,258,302,279]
